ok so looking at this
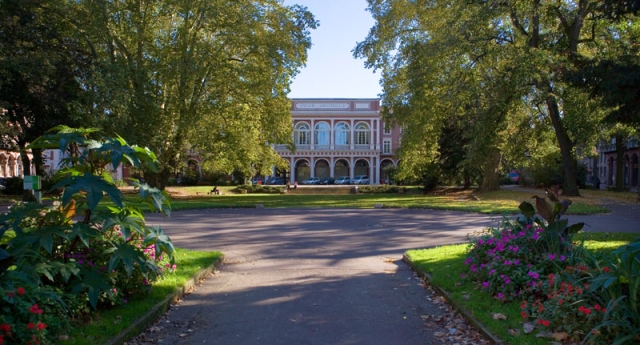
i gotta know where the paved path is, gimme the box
[141,208,639,345]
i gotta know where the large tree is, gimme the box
[0,0,92,176]
[355,0,622,196]
[81,0,317,188]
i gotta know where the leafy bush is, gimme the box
[0,126,175,344]
[358,185,402,193]
[235,185,285,194]
[3,177,25,195]
[464,191,640,344]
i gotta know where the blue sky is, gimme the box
[283,0,382,99]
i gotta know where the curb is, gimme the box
[105,255,225,345]
[402,253,504,345]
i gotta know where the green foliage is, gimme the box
[235,185,285,194]
[463,190,640,343]
[2,177,25,196]
[0,127,175,344]
[0,279,70,345]
[79,0,318,188]
[0,0,93,165]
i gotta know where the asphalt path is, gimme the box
[140,207,640,345]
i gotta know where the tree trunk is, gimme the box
[479,148,501,192]
[615,134,626,190]
[143,168,171,190]
[32,148,45,176]
[19,147,32,176]
[463,171,471,189]
[545,94,580,196]
[19,146,37,202]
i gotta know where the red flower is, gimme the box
[17,287,25,296]
[603,266,611,273]
[579,306,592,315]
[36,323,46,331]
[520,311,527,319]
[0,334,4,345]
[28,323,35,329]
[5,293,12,298]
[542,320,550,327]
[0,324,10,333]
[29,304,43,315]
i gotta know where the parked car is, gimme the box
[302,177,320,185]
[351,175,369,185]
[334,176,350,185]
[320,177,335,185]
[267,177,285,185]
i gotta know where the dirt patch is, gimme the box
[424,187,477,200]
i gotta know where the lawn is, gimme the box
[120,185,618,214]
[404,232,639,345]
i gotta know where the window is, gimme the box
[383,126,391,135]
[355,123,370,145]
[294,123,310,145]
[383,140,391,154]
[315,122,330,145]
[334,122,350,145]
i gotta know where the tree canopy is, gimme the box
[80,0,317,187]
[355,0,637,195]
[0,0,93,175]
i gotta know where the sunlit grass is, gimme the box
[150,187,609,214]
[405,232,638,345]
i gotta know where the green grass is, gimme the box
[127,186,610,214]
[61,248,222,345]
[405,232,638,345]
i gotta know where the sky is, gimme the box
[282,0,382,99]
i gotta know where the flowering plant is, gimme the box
[0,127,176,343]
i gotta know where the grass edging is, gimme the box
[402,252,504,345]
[104,255,225,345]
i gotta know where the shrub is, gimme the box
[235,185,284,194]
[465,190,640,343]
[0,126,175,344]
[3,177,25,196]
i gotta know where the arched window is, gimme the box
[315,122,330,146]
[334,122,350,146]
[355,123,370,145]
[294,123,310,146]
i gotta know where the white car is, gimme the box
[334,176,351,185]
[352,175,369,185]
[302,177,320,185]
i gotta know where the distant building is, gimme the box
[273,98,400,185]
[592,137,640,190]
[0,150,32,178]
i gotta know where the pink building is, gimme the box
[274,98,401,185]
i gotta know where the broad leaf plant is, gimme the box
[0,126,174,309]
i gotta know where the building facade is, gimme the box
[0,150,32,178]
[588,137,639,190]
[273,98,400,185]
